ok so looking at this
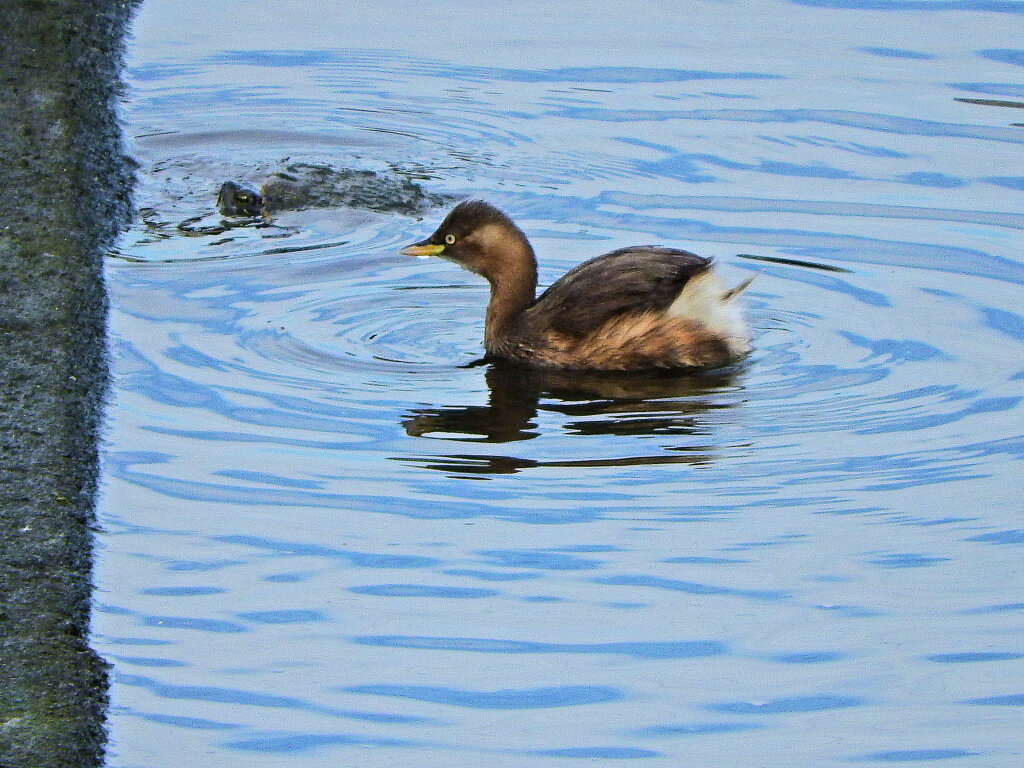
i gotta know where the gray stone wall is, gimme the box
[1,2,139,766]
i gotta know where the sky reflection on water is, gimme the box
[96,1,1024,766]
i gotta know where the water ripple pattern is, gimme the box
[97,3,1024,767]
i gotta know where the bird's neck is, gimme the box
[482,237,538,349]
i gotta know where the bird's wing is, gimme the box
[528,247,711,338]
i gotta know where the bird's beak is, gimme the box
[400,240,445,257]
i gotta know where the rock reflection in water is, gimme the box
[400,362,742,474]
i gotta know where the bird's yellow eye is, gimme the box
[445,233,456,245]
[238,194,249,202]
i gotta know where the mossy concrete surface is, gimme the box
[1,2,138,766]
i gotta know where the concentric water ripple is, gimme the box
[107,207,1022,528]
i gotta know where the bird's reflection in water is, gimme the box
[400,362,745,476]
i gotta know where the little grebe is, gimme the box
[401,201,752,371]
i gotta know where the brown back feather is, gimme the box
[525,247,711,338]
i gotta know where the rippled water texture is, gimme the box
[96,2,1024,766]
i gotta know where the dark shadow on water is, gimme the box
[736,252,852,273]
[399,362,744,475]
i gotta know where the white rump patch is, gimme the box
[668,271,753,356]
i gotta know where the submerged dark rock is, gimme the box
[217,162,452,218]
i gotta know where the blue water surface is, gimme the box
[95,1,1024,766]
